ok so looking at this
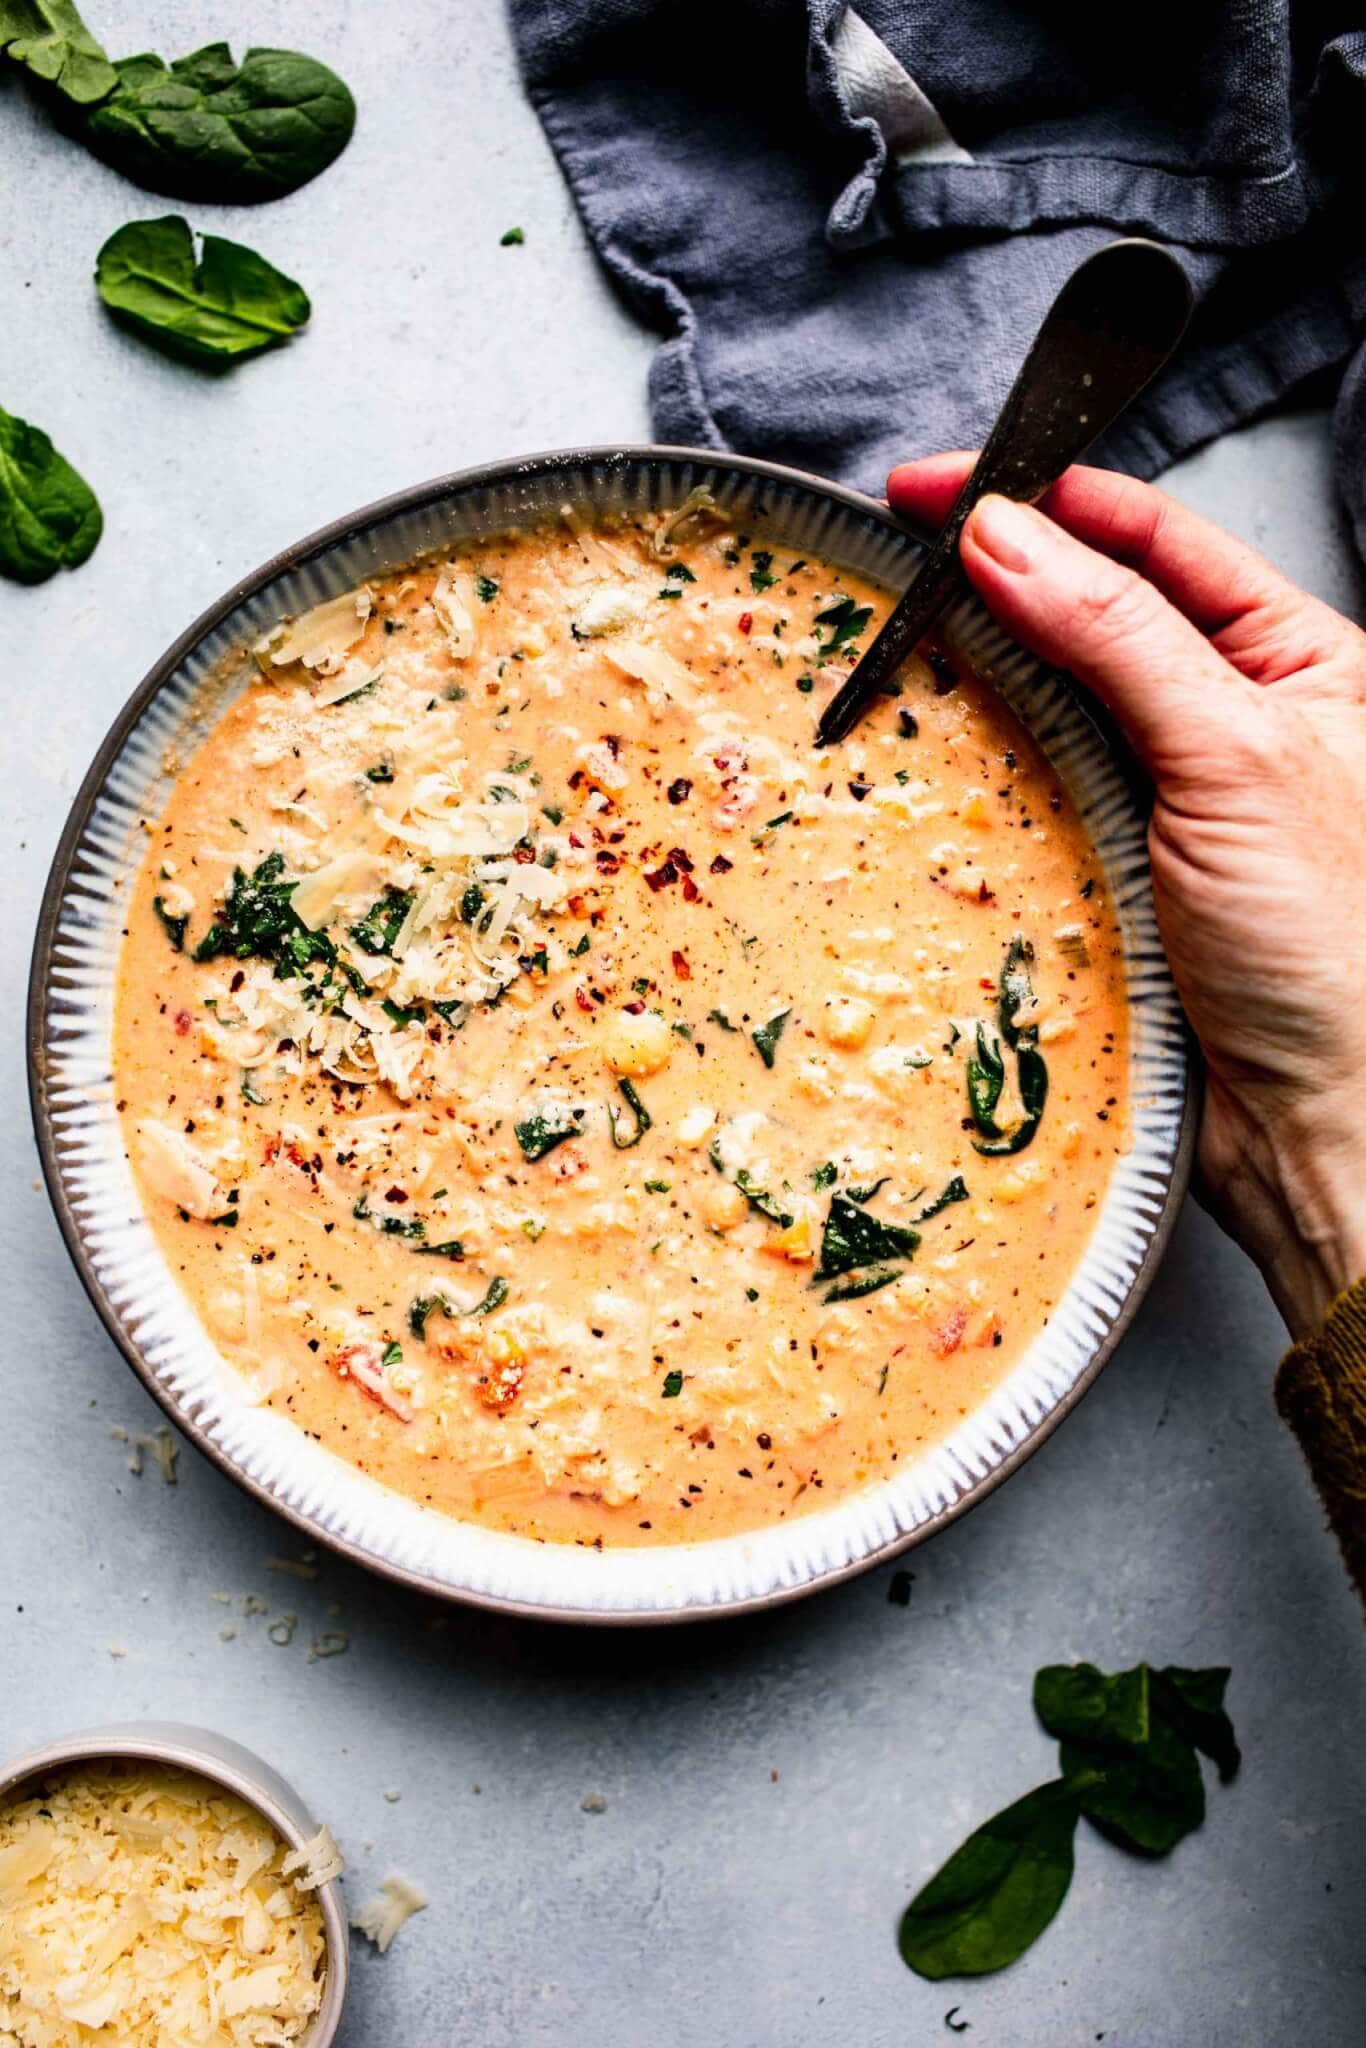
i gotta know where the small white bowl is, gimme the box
[0,1722,349,2046]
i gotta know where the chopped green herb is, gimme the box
[707,1007,738,1032]
[665,562,696,582]
[644,1178,671,1194]
[751,1007,791,1069]
[662,1369,684,1398]
[734,1169,793,1229]
[240,1070,268,1107]
[542,803,564,824]
[381,1340,403,1368]
[152,895,188,952]
[416,1239,466,1261]
[608,1078,652,1150]
[815,595,873,655]
[796,676,814,693]
[209,1210,238,1229]
[365,759,394,783]
[408,1292,452,1338]
[380,998,424,1028]
[445,683,467,701]
[658,586,682,600]
[500,226,525,246]
[350,886,413,957]
[745,1287,760,1302]
[488,783,518,803]
[228,817,247,833]
[811,1161,838,1189]
[475,574,499,602]
[507,753,533,774]
[521,1218,545,1241]
[193,852,335,976]
[515,1108,582,1161]
[571,932,591,956]
[750,548,778,593]
[459,883,486,925]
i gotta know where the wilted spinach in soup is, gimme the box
[115,495,1129,1546]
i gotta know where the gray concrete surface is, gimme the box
[3,6,1364,2043]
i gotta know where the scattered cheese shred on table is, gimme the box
[351,1873,428,1952]
[0,1763,333,2047]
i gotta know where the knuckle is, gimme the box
[1073,563,1161,646]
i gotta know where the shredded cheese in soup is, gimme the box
[114,506,1129,1546]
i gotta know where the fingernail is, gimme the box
[968,495,1040,572]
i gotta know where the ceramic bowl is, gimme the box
[28,446,1193,1623]
[0,1721,348,2043]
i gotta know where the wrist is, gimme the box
[1258,1115,1366,1342]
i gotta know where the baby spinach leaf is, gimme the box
[965,1023,1004,1136]
[0,0,116,107]
[1154,1665,1240,1783]
[751,1006,790,1068]
[815,1191,919,1281]
[608,1077,652,1150]
[661,1368,683,1398]
[0,404,102,583]
[1059,1721,1205,1858]
[408,1292,453,1339]
[823,1266,901,1304]
[151,894,188,952]
[1037,1660,1224,1855]
[810,1160,838,1189]
[83,43,356,202]
[469,1276,508,1316]
[899,1781,1079,1980]
[734,1169,793,1229]
[998,934,1038,1046]
[515,1108,581,1161]
[415,1239,466,1261]
[95,216,310,366]
[967,938,1049,1156]
[915,1175,970,1223]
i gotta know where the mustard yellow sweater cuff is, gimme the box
[1276,1277,1366,1607]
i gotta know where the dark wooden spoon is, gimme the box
[813,237,1193,748]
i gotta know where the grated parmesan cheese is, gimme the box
[0,1764,335,2047]
[350,1873,427,1953]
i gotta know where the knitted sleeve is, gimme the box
[1276,1279,1366,1607]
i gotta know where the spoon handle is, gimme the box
[813,237,1194,747]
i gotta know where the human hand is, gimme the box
[887,456,1366,1341]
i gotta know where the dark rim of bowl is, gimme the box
[27,443,1196,1627]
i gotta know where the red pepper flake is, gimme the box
[738,612,753,635]
[229,970,245,993]
[385,1186,408,1205]
[568,832,584,850]
[710,854,733,875]
[681,873,700,903]
[671,949,691,980]
[595,850,620,874]
[513,843,536,863]
[977,879,995,902]
[568,769,585,790]
[623,999,646,1015]
[668,846,694,871]
[646,861,679,892]
[173,1009,192,1036]
[574,986,594,1013]
[667,777,692,804]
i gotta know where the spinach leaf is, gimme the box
[408,1292,453,1339]
[83,43,356,203]
[96,216,309,366]
[349,886,413,957]
[1154,1665,1240,1783]
[898,1781,1080,1980]
[734,1169,793,1229]
[967,939,1049,1157]
[751,1007,790,1069]
[515,1108,581,1161]
[965,1024,1004,1136]
[810,1160,838,1189]
[1037,1661,1214,1855]
[194,851,334,974]
[823,1267,901,1303]
[662,1369,683,1398]
[815,1191,919,1281]
[706,1007,738,1032]
[915,1175,970,1223]
[608,1077,651,1150]
[416,1239,466,1262]
[470,1276,508,1316]
[814,594,873,655]
[0,0,116,106]
[0,404,102,583]
[151,894,188,952]
[380,1340,403,1368]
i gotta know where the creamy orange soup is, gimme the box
[114,497,1128,1546]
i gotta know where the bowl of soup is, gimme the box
[29,449,1191,1620]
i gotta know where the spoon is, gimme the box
[813,237,1194,747]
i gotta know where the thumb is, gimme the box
[960,494,1252,775]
